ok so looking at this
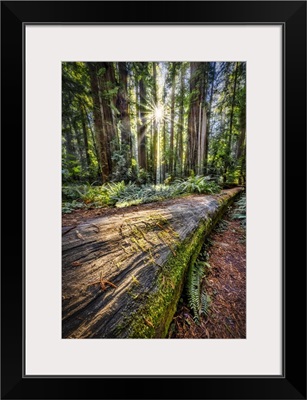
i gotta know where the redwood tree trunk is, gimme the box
[224,62,238,181]
[152,62,158,182]
[138,65,147,170]
[187,62,201,174]
[177,65,185,176]
[99,62,117,176]
[169,67,176,176]
[87,62,110,183]
[204,62,216,174]
[117,62,132,173]
[80,104,91,170]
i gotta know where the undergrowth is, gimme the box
[186,260,211,323]
[186,243,212,324]
[62,176,222,213]
[231,193,246,227]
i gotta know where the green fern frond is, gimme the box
[232,193,246,227]
[200,291,211,316]
[186,261,207,323]
[203,261,211,269]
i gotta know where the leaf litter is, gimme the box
[169,202,246,339]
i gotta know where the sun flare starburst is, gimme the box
[154,104,164,124]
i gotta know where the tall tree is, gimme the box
[187,62,208,175]
[99,62,117,174]
[80,103,91,170]
[224,62,239,182]
[87,62,110,183]
[204,62,216,174]
[169,63,177,176]
[236,64,246,184]
[117,62,132,176]
[72,116,86,170]
[161,83,167,181]
[152,62,158,182]
[187,62,197,174]
[175,63,185,176]
[137,63,147,170]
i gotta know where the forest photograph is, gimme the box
[62,61,246,339]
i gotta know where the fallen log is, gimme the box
[62,187,242,338]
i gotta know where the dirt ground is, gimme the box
[169,205,246,339]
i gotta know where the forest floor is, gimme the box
[169,202,246,339]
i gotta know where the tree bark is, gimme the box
[236,86,246,185]
[169,65,176,176]
[138,64,147,170]
[177,66,185,177]
[98,62,117,175]
[204,62,216,174]
[162,118,167,181]
[224,62,238,182]
[87,62,110,183]
[71,118,86,170]
[80,104,91,170]
[85,109,100,178]
[152,62,158,183]
[187,62,201,174]
[117,62,132,172]
[63,120,75,158]
[199,105,206,175]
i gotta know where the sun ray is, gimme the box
[154,104,164,124]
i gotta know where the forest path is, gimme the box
[62,188,242,338]
[170,199,246,338]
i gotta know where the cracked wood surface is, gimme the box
[62,188,242,338]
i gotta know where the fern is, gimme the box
[187,261,209,323]
[215,219,229,232]
[200,291,211,316]
[174,175,221,195]
[232,193,246,227]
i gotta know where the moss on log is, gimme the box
[62,188,242,338]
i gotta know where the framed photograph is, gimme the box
[1,1,306,399]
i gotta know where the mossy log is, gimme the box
[62,188,242,338]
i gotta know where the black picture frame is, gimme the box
[1,1,306,399]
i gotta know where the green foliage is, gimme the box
[110,152,127,181]
[125,168,151,185]
[62,184,109,204]
[215,218,229,233]
[186,260,211,323]
[231,193,246,227]
[62,62,99,185]
[62,185,83,201]
[80,186,110,206]
[201,292,211,317]
[223,168,241,186]
[62,184,111,213]
[62,61,246,193]
[106,181,132,205]
[62,201,85,213]
[135,168,151,185]
[174,175,221,195]
[111,182,180,208]
[62,176,222,213]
